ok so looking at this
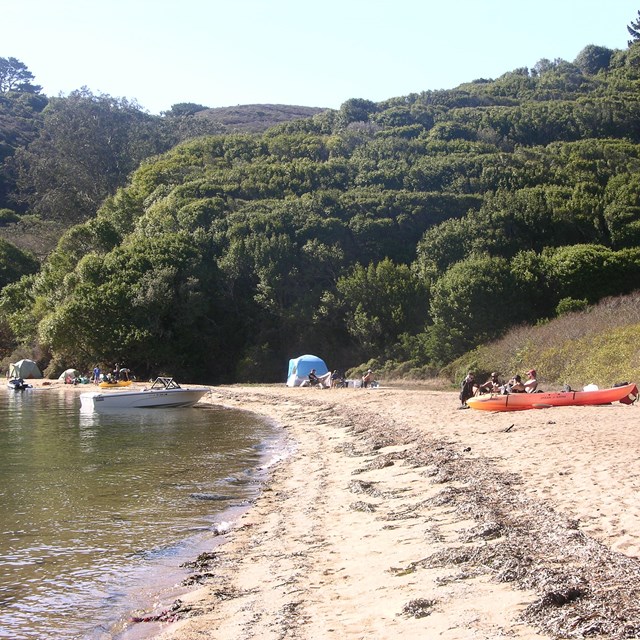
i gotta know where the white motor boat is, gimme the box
[80,377,209,410]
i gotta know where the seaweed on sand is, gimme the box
[335,402,640,639]
[400,598,437,618]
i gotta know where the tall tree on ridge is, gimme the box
[0,57,41,94]
[628,10,640,46]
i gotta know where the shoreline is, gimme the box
[22,380,640,638]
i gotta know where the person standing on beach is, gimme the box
[92,365,101,384]
[459,371,477,407]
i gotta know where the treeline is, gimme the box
[2,39,640,382]
[0,59,321,244]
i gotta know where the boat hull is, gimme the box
[466,383,638,412]
[80,387,208,410]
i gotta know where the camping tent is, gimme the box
[58,368,81,382]
[286,354,329,387]
[9,359,43,379]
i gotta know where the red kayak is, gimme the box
[466,383,638,412]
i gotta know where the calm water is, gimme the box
[0,387,285,640]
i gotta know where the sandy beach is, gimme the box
[91,381,640,640]
[20,379,640,638]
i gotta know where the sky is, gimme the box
[4,0,637,115]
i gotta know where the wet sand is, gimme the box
[126,383,640,640]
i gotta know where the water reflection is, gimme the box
[0,388,284,639]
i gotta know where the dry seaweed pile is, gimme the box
[336,404,640,639]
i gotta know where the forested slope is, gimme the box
[2,42,640,382]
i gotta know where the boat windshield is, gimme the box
[149,377,182,390]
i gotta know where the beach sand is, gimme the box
[127,383,640,640]
[24,379,640,638]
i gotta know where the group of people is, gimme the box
[92,363,131,385]
[306,368,376,389]
[460,369,538,407]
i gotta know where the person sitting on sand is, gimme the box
[331,370,346,388]
[478,372,501,394]
[524,369,538,393]
[308,369,320,386]
[502,374,525,393]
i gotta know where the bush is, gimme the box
[556,297,589,316]
[0,209,19,226]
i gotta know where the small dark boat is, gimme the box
[7,378,33,391]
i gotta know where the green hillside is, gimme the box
[2,34,640,383]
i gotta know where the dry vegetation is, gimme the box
[0,217,67,260]
[194,104,328,133]
[444,292,640,389]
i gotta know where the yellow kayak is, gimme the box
[98,380,132,388]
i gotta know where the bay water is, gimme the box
[0,386,286,639]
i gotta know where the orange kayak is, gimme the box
[466,383,638,412]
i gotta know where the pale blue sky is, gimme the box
[4,0,636,114]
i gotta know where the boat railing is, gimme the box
[149,377,182,390]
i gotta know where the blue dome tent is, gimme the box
[286,354,328,387]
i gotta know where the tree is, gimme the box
[0,57,41,93]
[428,254,529,361]
[543,244,640,304]
[532,58,557,76]
[604,173,640,248]
[332,259,429,358]
[12,88,167,224]
[37,232,236,380]
[0,91,48,209]
[629,10,640,46]
[574,45,613,75]
[163,103,209,117]
[337,98,379,127]
[0,237,39,288]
